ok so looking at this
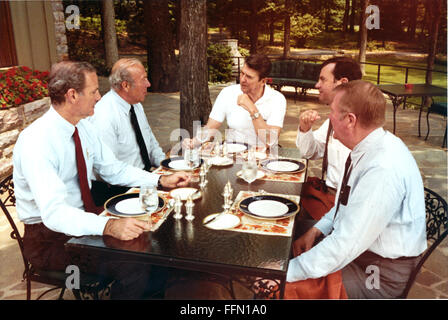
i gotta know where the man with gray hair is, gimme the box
[90,58,166,204]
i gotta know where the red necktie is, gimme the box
[73,127,102,214]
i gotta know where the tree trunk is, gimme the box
[269,18,275,46]
[425,0,442,85]
[101,0,119,70]
[358,0,368,75]
[408,0,417,40]
[283,0,292,59]
[350,0,357,33]
[343,0,350,33]
[179,0,212,135]
[144,0,179,92]
[249,0,259,53]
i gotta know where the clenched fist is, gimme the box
[299,110,321,133]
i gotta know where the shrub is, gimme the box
[207,43,233,83]
[290,14,322,48]
[0,66,49,109]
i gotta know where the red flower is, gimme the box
[14,97,22,105]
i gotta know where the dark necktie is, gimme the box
[73,127,102,214]
[333,153,352,221]
[129,105,152,171]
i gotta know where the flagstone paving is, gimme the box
[0,79,446,299]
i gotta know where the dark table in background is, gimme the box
[377,84,446,135]
[65,148,305,299]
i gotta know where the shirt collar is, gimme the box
[110,89,133,114]
[351,127,386,163]
[48,105,78,138]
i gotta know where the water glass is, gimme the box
[196,126,209,145]
[139,185,159,216]
[242,160,258,186]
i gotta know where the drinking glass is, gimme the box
[139,185,159,224]
[196,126,209,145]
[242,159,258,190]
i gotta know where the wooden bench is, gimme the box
[268,60,321,102]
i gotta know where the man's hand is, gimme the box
[160,172,191,188]
[103,218,151,241]
[292,227,322,257]
[299,110,321,133]
[237,94,256,114]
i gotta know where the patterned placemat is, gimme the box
[258,158,307,184]
[103,188,174,232]
[220,190,300,237]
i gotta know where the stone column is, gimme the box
[218,39,244,81]
[50,0,69,62]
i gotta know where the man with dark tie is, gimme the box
[13,61,190,299]
[287,80,427,298]
[90,58,166,205]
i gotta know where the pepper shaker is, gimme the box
[185,195,195,221]
[173,195,183,220]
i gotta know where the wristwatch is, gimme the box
[251,112,260,120]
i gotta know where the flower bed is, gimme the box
[0,66,49,109]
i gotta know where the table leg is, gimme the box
[390,96,402,135]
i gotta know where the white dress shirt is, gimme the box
[90,89,165,169]
[209,84,287,146]
[296,119,351,189]
[13,106,159,237]
[287,128,427,282]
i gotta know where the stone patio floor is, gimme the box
[0,80,446,299]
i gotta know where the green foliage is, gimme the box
[207,43,233,83]
[290,14,322,47]
[238,47,250,57]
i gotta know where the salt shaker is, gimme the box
[173,195,183,220]
[199,165,208,189]
[185,195,195,221]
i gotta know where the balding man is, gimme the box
[90,58,166,204]
[288,80,427,298]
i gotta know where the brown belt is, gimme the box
[327,186,337,195]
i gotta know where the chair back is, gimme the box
[0,175,31,277]
[400,187,448,298]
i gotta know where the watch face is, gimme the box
[253,112,260,119]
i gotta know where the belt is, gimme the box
[360,250,420,262]
[327,186,337,195]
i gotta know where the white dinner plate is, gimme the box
[247,200,289,217]
[210,156,233,166]
[169,187,200,201]
[115,198,144,215]
[266,161,300,172]
[226,143,247,153]
[169,159,193,170]
[203,213,241,230]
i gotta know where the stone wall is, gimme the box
[0,97,50,180]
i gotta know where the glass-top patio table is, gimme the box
[65,148,306,299]
[377,83,446,136]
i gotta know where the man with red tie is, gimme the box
[13,61,190,299]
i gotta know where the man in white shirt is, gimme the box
[189,54,286,147]
[90,58,166,205]
[287,80,427,298]
[296,57,362,220]
[13,61,190,299]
